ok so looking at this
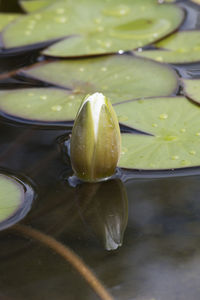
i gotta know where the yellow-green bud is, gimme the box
[70,93,121,182]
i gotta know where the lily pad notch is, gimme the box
[115,96,200,170]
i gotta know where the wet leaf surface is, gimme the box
[0,55,178,125]
[134,31,200,64]
[0,13,21,31]
[0,88,81,124]
[116,97,200,169]
[20,55,178,103]
[2,0,184,56]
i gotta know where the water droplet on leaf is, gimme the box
[159,113,168,120]
[189,150,196,155]
[171,155,179,160]
[51,105,62,112]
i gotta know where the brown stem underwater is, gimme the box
[13,224,115,300]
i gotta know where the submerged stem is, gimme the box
[13,224,115,300]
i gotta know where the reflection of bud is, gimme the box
[70,93,121,182]
[76,179,128,251]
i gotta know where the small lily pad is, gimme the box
[19,0,53,12]
[0,173,34,230]
[20,55,178,104]
[2,0,184,56]
[134,31,200,64]
[0,13,21,32]
[182,79,200,105]
[0,88,81,125]
[115,97,200,169]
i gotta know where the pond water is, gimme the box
[1,1,200,300]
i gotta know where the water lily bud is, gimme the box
[70,93,121,182]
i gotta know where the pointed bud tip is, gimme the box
[83,92,105,103]
[70,92,121,182]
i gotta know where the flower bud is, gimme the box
[70,93,121,182]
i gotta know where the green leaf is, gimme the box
[0,13,21,32]
[20,55,178,104]
[0,173,33,230]
[134,31,200,64]
[115,97,200,169]
[182,79,200,105]
[19,0,176,13]
[19,0,53,12]
[2,0,184,56]
[0,88,81,125]
[0,55,177,126]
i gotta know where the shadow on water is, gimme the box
[1,0,200,300]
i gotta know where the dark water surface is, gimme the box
[1,1,200,300]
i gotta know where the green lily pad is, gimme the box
[182,79,200,105]
[115,97,200,169]
[2,0,184,56]
[0,88,81,125]
[0,13,21,32]
[19,0,176,13]
[20,55,178,105]
[19,0,53,12]
[0,56,178,126]
[0,173,34,230]
[134,31,200,64]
